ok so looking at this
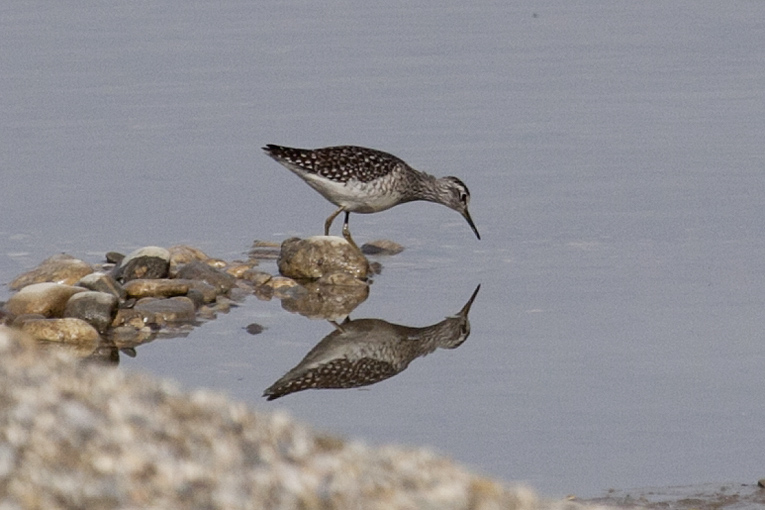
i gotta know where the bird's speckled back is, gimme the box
[263,144,407,184]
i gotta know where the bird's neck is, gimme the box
[406,317,464,353]
[405,169,442,203]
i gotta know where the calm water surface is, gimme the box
[2,0,764,498]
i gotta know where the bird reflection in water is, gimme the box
[263,284,480,400]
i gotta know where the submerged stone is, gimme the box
[361,239,405,256]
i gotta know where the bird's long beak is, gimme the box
[462,209,481,240]
[456,284,481,318]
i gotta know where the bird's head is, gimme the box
[439,176,480,240]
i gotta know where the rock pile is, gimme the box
[1,238,378,358]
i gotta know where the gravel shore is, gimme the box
[0,326,611,510]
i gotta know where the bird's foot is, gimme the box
[342,225,361,252]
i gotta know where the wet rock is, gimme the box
[253,284,274,301]
[4,283,87,317]
[206,258,228,269]
[230,284,251,301]
[278,236,369,281]
[105,251,125,264]
[11,313,47,328]
[9,254,94,290]
[20,317,100,351]
[85,344,121,365]
[123,278,191,299]
[107,325,155,348]
[196,305,217,320]
[76,272,127,300]
[209,296,233,314]
[241,269,273,286]
[120,347,137,357]
[175,261,235,294]
[282,279,369,320]
[316,271,371,287]
[168,244,210,267]
[361,239,405,256]
[185,280,219,303]
[758,478,765,488]
[63,291,119,333]
[133,297,196,325]
[273,283,309,301]
[245,323,265,335]
[112,309,148,329]
[225,261,259,278]
[268,276,299,290]
[248,239,281,260]
[114,246,171,282]
[185,289,206,309]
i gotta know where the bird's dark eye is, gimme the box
[460,193,468,203]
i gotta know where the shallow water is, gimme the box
[2,0,765,498]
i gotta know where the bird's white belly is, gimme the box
[302,175,404,213]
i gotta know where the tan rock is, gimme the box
[277,236,369,281]
[225,261,259,278]
[20,317,100,353]
[268,276,299,290]
[133,297,196,324]
[168,244,210,265]
[123,278,191,298]
[240,269,273,286]
[112,309,147,329]
[4,283,87,317]
[205,258,228,269]
[9,254,94,290]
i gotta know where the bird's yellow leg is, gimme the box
[324,207,344,236]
